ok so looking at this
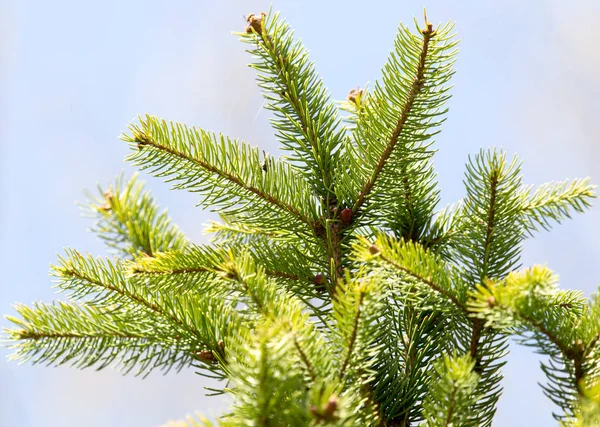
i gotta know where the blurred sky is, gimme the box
[1,1,599,426]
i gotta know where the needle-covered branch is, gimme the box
[521,178,596,235]
[332,270,386,384]
[215,251,333,382]
[470,267,600,420]
[337,19,457,234]
[240,11,345,198]
[5,301,194,376]
[82,173,187,259]
[354,234,469,313]
[48,249,239,378]
[421,353,480,427]
[123,115,320,232]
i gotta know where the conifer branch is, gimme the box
[123,116,319,233]
[339,291,365,381]
[61,266,203,342]
[241,11,344,198]
[4,301,196,376]
[130,124,310,224]
[468,266,591,419]
[480,169,499,281]
[294,337,317,382]
[379,252,465,311]
[422,353,480,426]
[220,253,324,382]
[82,174,187,259]
[355,235,467,313]
[522,178,596,234]
[352,25,435,216]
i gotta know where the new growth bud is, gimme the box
[99,189,114,211]
[347,87,363,106]
[323,397,338,418]
[196,350,215,362]
[340,208,352,225]
[369,244,380,255]
[245,12,266,35]
[314,273,326,293]
[310,396,339,421]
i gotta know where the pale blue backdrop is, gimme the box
[1,1,599,426]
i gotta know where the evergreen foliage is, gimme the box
[4,9,599,426]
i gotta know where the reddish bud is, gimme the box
[314,273,326,293]
[245,12,266,34]
[218,340,225,350]
[340,208,352,224]
[197,350,215,362]
[369,244,380,255]
[323,397,338,419]
[347,87,363,105]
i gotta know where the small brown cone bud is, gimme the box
[218,340,225,350]
[486,296,496,308]
[314,273,327,293]
[340,208,352,224]
[197,350,215,362]
[323,397,338,419]
[347,87,363,105]
[99,189,114,211]
[245,12,266,35]
[421,23,434,35]
[314,274,325,285]
[369,244,380,255]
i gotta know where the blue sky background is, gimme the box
[1,1,599,426]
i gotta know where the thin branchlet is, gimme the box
[352,25,435,216]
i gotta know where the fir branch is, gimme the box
[422,353,480,427]
[294,337,317,382]
[217,251,331,382]
[5,301,194,376]
[127,244,225,294]
[354,235,468,313]
[122,115,319,232]
[382,252,464,310]
[351,23,435,216]
[373,307,451,424]
[82,173,187,259]
[469,266,590,419]
[240,11,345,198]
[335,18,457,237]
[224,322,312,426]
[52,250,238,365]
[339,291,364,381]
[449,149,527,425]
[332,271,385,388]
[522,178,596,235]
